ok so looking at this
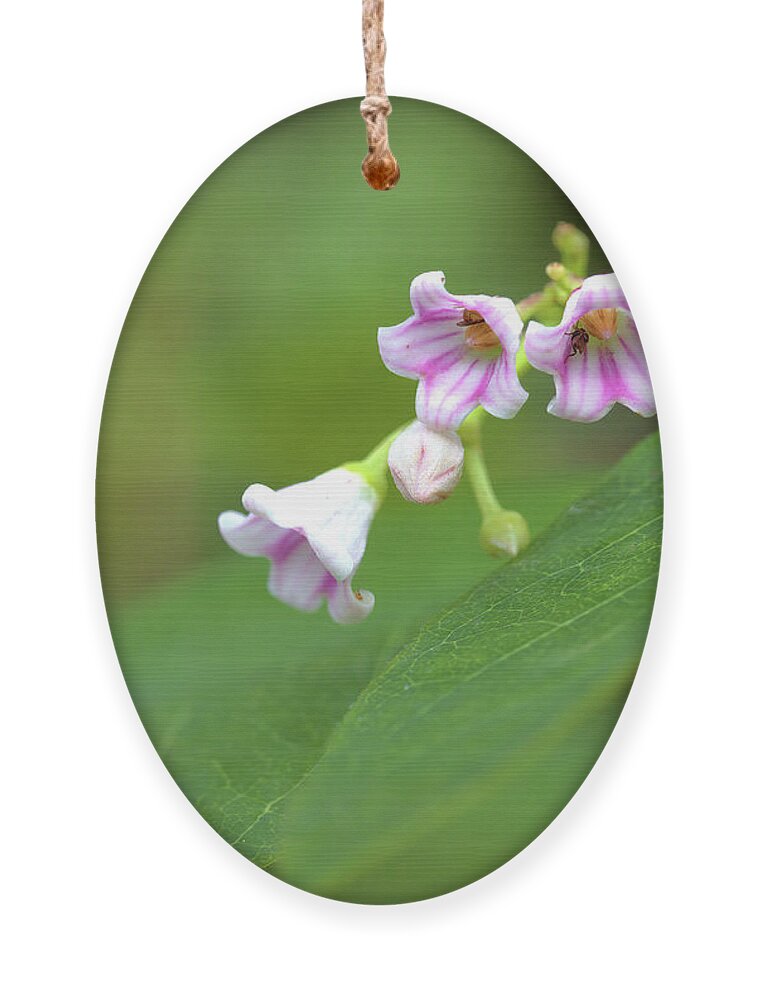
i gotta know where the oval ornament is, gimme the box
[97,98,662,904]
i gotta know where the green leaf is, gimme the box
[109,433,661,903]
[270,432,662,902]
[110,474,566,870]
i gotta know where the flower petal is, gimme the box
[547,338,616,422]
[460,293,523,353]
[545,323,655,422]
[378,273,464,380]
[523,319,566,373]
[267,537,328,612]
[243,469,376,581]
[378,314,465,380]
[415,351,494,430]
[559,273,630,333]
[459,293,527,417]
[526,274,632,360]
[480,351,529,419]
[408,270,456,313]
[326,578,375,623]
[220,468,378,623]
[609,318,656,417]
[217,511,286,556]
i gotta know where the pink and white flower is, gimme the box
[218,467,377,623]
[388,420,464,505]
[524,273,655,422]
[378,271,527,431]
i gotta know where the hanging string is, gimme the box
[361,0,400,190]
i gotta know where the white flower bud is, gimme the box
[388,420,464,505]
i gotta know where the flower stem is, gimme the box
[516,290,547,323]
[345,422,410,501]
[516,342,531,380]
[466,444,503,519]
[460,407,531,557]
[459,410,501,519]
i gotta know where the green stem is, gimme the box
[516,343,531,380]
[460,407,531,557]
[458,405,486,446]
[344,421,410,501]
[460,415,502,519]
[362,423,405,471]
[516,290,547,324]
[466,446,502,519]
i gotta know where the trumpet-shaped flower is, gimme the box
[378,271,527,431]
[218,467,378,623]
[524,273,655,422]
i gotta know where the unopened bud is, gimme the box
[545,261,568,283]
[388,421,464,505]
[552,222,590,278]
[545,260,581,302]
[480,508,530,558]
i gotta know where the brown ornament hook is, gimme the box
[361,0,400,190]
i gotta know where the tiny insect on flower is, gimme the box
[524,274,655,422]
[567,326,589,357]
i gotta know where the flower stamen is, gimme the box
[457,309,500,349]
[581,308,618,341]
[566,309,619,359]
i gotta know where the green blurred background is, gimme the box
[97,98,657,895]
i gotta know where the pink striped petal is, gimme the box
[523,318,570,374]
[409,270,457,313]
[480,352,529,420]
[548,338,614,422]
[378,315,464,380]
[559,274,630,333]
[605,318,656,417]
[415,353,494,430]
